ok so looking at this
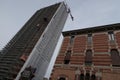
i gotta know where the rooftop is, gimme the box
[62,23,120,36]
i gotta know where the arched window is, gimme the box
[110,49,120,67]
[85,50,92,66]
[59,77,66,80]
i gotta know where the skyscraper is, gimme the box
[0,2,68,80]
[51,23,120,80]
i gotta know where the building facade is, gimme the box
[0,2,68,80]
[51,23,120,80]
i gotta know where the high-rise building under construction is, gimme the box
[0,2,68,80]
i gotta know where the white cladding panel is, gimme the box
[15,2,68,80]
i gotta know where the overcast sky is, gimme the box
[0,0,120,49]
[1,0,120,49]
[0,0,120,78]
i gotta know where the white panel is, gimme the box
[15,2,68,80]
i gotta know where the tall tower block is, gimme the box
[0,2,68,80]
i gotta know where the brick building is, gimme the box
[51,23,120,80]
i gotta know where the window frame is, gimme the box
[85,49,93,66]
[70,35,75,45]
[110,49,120,67]
[108,31,115,41]
[87,34,92,44]
[64,50,71,64]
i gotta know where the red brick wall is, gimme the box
[55,55,64,64]
[115,32,120,49]
[51,30,120,80]
[102,72,120,80]
[70,54,85,65]
[60,37,70,53]
[73,36,87,53]
[93,54,111,66]
[55,37,70,64]
[93,33,109,52]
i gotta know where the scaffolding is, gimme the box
[0,3,61,80]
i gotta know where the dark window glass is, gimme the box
[43,17,48,22]
[80,74,84,80]
[85,50,92,66]
[85,73,90,80]
[111,49,120,67]
[59,77,66,80]
[64,50,71,64]
[90,74,96,80]
[64,60,70,64]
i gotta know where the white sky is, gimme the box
[0,0,120,49]
[0,0,120,78]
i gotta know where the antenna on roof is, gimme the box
[64,0,74,21]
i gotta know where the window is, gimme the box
[59,77,66,80]
[108,31,115,41]
[91,74,96,80]
[80,74,84,80]
[70,35,75,45]
[85,73,90,80]
[85,50,92,66]
[64,50,71,64]
[87,34,92,44]
[64,60,70,64]
[79,73,96,80]
[43,17,48,22]
[110,49,120,67]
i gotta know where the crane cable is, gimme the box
[64,0,74,21]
